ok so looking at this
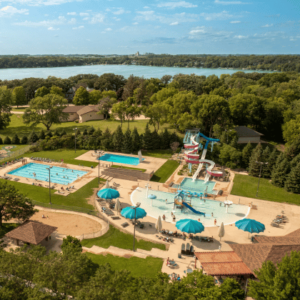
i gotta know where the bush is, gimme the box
[45,131,53,138]
[4,136,11,144]
[61,129,67,136]
[39,130,45,140]
[61,235,82,254]
[11,134,20,145]
[28,131,39,143]
[21,136,28,144]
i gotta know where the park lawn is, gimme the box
[111,165,146,172]
[151,160,180,183]
[0,177,101,210]
[24,149,98,167]
[1,115,172,139]
[11,108,26,112]
[231,174,300,205]
[0,223,19,238]
[81,225,166,251]
[141,149,174,159]
[86,253,163,278]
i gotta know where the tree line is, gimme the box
[1,54,300,72]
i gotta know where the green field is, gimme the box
[24,149,98,167]
[86,253,163,278]
[231,174,300,205]
[151,160,180,183]
[141,149,175,159]
[1,115,174,139]
[81,225,166,251]
[0,177,101,210]
[111,165,146,172]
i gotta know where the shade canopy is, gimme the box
[218,222,225,241]
[97,188,120,200]
[235,218,265,234]
[156,216,162,232]
[105,181,110,189]
[121,206,147,220]
[148,194,157,199]
[115,199,121,214]
[176,219,205,234]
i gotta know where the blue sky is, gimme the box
[0,0,299,55]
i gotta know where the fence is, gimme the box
[0,145,31,163]
[76,225,109,241]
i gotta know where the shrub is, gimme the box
[28,131,39,143]
[61,235,82,254]
[4,136,11,144]
[21,136,28,144]
[11,134,20,145]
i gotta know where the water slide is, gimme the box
[182,201,206,216]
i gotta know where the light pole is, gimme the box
[46,166,53,206]
[132,202,141,252]
[256,161,268,198]
[73,128,77,153]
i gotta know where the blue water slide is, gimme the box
[197,132,220,150]
[182,202,206,216]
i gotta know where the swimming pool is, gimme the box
[98,153,143,166]
[180,178,217,195]
[8,163,87,185]
[131,188,249,227]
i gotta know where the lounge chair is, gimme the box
[190,245,194,255]
[139,223,144,229]
[186,243,190,255]
[181,243,186,255]
[111,216,120,220]
[121,222,129,228]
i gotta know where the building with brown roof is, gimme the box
[5,220,57,246]
[62,105,104,123]
[234,126,264,144]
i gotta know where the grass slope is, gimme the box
[231,174,300,205]
[0,177,101,210]
[81,225,166,251]
[86,253,163,278]
[151,160,180,183]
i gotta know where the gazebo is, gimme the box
[5,220,57,246]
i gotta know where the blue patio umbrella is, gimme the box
[121,206,147,220]
[97,188,120,200]
[176,219,205,234]
[148,194,157,199]
[235,218,265,234]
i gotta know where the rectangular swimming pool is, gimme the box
[8,163,87,185]
[98,153,143,166]
[180,178,217,194]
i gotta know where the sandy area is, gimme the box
[30,210,102,236]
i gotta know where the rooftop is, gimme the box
[234,126,263,137]
[5,220,57,245]
[201,262,253,276]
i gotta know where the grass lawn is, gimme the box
[1,115,174,139]
[0,144,28,152]
[111,165,146,172]
[81,225,166,251]
[0,177,102,210]
[11,108,26,112]
[0,223,19,238]
[24,149,98,167]
[231,174,300,205]
[86,253,163,278]
[141,149,175,159]
[151,160,180,183]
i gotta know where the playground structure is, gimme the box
[183,129,223,182]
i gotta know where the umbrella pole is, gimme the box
[133,208,136,252]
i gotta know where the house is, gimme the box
[65,87,77,101]
[62,105,104,123]
[234,126,264,144]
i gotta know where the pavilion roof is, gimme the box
[201,262,253,276]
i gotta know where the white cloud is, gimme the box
[157,1,197,9]
[170,21,178,25]
[105,27,112,31]
[80,12,89,17]
[0,5,28,16]
[144,6,149,9]
[230,20,241,23]
[188,26,233,41]
[0,0,82,6]
[234,35,248,39]
[68,18,76,24]
[67,12,76,15]
[200,10,233,21]
[133,22,138,25]
[262,24,273,28]
[72,25,84,29]
[113,17,121,21]
[106,7,130,15]
[90,13,105,24]
[113,8,125,15]
[189,26,206,35]
[48,26,59,30]
[14,16,66,27]
[215,0,249,4]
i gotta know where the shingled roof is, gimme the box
[62,105,85,113]
[285,229,300,237]
[5,220,57,245]
[254,235,300,245]
[234,126,263,137]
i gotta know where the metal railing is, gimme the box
[0,145,31,163]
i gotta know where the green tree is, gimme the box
[285,162,300,193]
[12,86,27,107]
[262,146,271,177]
[266,148,278,175]
[160,128,170,150]
[101,127,113,151]
[290,153,300,169]
[145,102,167,131]
[4,136,11,144]
[283,115,300,145]
[131,127,141,152]
[151,130,161,150]
[271,156,290,188]
[143,124,153,150]
[38,129,46,140]
[35,86,50,98]
[0,86,12,130]
[21,136,28,144]
[112,125,124,152]
[28,131,38,143]
[111,101,127,127]
[122,128,132,153]
[219,144,242,169]
[49,85,65,97]
[249,251,300,300]
[242,143,253,168]
[89,90,102,104]
[23,94,68,130]
[61,235,82,254]
[0,137,3,145]
[248,144,263,177]
[73,87,90,105]
[11,134,20,145]
[0,182,37,228]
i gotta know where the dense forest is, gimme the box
[0,54,300,72]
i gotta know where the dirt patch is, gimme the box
[30,210,102,236]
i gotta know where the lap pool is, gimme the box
[98,153,143,166]
[131,188,249,227]
[8,163,87,185]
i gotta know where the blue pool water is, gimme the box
[98,153,143,166]
[131,188,249,226]
[8,163,87,185]
[180,178,217,195]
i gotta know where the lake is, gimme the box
[0,64,273,81]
